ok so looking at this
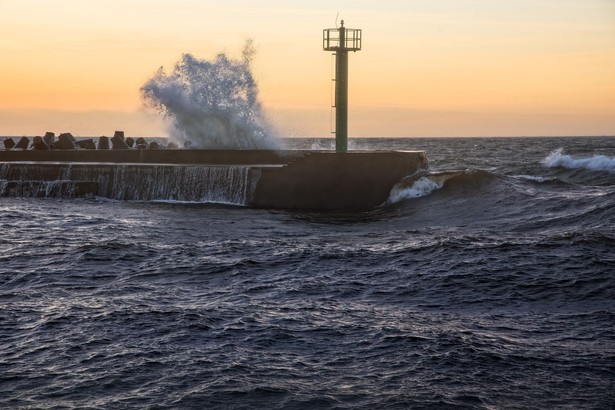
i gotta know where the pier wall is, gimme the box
[0,150,428,210]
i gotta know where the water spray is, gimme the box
[141,41,281,150]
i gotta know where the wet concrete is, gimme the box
[0,149,428,210]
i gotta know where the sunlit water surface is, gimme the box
[1,137,614,409]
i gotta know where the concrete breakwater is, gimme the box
[2,131,169,152]
[0,135,428,210]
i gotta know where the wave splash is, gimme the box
[387,169,499,204]
[141,41,281,150]
[387,171,473,203]
[388,175,443,203]
[543,148,615,173]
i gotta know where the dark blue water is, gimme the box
[1,137,614,409]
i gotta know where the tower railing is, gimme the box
[323,27,362,51]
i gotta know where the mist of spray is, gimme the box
[141,41,282,149]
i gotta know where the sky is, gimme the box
[0,0,614,137]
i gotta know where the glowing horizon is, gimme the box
[0,0,613,137]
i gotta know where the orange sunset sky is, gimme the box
[1,0,614,137]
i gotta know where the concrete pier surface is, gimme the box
[0,149,428,210]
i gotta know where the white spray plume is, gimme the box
[141,41,282,149]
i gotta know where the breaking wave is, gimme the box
[141,41,282,150]
[387,170,493,203]
[543,148,615,173]
[388,175,443,202]
[513,174,558,183]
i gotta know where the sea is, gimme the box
[1,136,614,409]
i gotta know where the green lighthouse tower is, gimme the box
[323,20,362,153]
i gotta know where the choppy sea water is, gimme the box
[1,137,614,409]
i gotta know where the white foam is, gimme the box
[141,41,282,150]
[388,176,443,203]
[149,199,247,207]
[543,148,615,173]
[514,175,554,183]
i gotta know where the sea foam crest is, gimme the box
[388,176,443,203]
[543,148,615,173]
[141,41,281,149]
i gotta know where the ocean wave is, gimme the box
[388,176,443,203]
[149,199,247,207]
[387,169,495,204]
[543,148,615,173]
[513,174,560,183]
